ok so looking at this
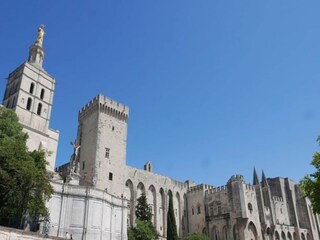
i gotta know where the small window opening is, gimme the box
[109,172,113,181]
[40,89,45,100]
[112,126,115,131]
[248,203,253,214]
[11,97,16,108]
[105,148,110,158]
[26,98,32,110]
[37,103,42,115]
[82,161,85,170]
[197,205,201,214]
[29,83,35,94]
[192,207,195,215]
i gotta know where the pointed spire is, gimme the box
[253,167,259,185]
[28,25,45,68]
[261,170,269,187]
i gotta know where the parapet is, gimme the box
[188,184,215,194]
[206,185,228,194]
[79,94,129,121]
[272,196,284,202]
[227,174,244,184]
[245,183,254,191]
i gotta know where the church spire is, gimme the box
[261,170,269,187]
[253,167,259,185]
[28,25,45,68]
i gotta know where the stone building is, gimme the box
[2,26,128,240]
[3,26,320,240]
[2,25,59,172]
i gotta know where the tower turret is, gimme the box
[28,25,45,67]
[76,94,129,196]
[2,25,59,171]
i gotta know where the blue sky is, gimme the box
[1,1,320,186]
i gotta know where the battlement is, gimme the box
[206,185,228,194]
[272,196,284,202]
[188,184,215,194]
[245,183,254,191]
[79,94,129,121]
[228,174,244,184]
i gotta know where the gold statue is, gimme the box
[35,24,45,47]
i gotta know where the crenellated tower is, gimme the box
[2,25,59,171]
[75,94,129,197]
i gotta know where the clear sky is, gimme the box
[1,1,320,187]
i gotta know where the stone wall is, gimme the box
[47,181,127,240]
[124,165,190,238]
[0,226,63,240]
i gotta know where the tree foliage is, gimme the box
[185,232,210,240]
[301,137,320,214]
[135,193,152,222]
[0,107,53,229]
[167,192,178,240]
[128,193,158,240]
[129,219,159,240]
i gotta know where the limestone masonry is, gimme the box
[3,26,320,240]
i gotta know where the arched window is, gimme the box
[26,98,32,110]
[40,88,45,99]
[29,83,35,94]
[37,103,42,115]
[197,204,201,214]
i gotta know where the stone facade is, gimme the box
[2,29,59,171]
[2,27,128,240]
[0,226,63,240]
[46,180,127,240]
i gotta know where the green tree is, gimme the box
[301,137,320,214]
[0,107,53,229]
[135,193,152,222]
[185,232,210,240]
[128,193,158,240]
[167,193,178,240]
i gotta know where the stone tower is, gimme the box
[76,94,129,197]
[2,25,59,171]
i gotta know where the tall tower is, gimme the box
[2,25,59,171]
[75,94,129,197]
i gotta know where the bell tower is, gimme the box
[2,25,59,171]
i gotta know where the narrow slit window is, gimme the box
[109,172,113,181]
[40,88,45,100]
[105,148,110,158]
[26,98,32,110]
[29,83,35,94]
[82,161,85,170]
[37,103,42,115]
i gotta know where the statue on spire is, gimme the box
[35,24,45,47]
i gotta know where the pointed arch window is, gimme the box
[40,88,45,100]
[26,98,32,110]
[37,103,42,115]
[29,83,35,94]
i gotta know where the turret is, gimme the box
[2,25,59,171]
